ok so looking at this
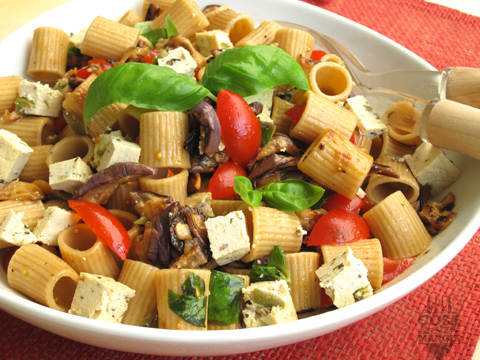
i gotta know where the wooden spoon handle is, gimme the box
[420,99,480,159]
[444,67,480,108]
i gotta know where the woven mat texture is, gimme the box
[1,0,480,359]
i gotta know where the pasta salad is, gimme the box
[0,0,460,331]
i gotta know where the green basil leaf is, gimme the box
[260,124,276,146]
[67,45,81,58]
[168,272,207,327]
[200,45,310,97]
[134,21,153,33]
[165,15,179,38]
[207,271,245,326]
[135,15,178,45]
[249,246,290,284]
[233,176,262,207]
[83,63,210,130]
[258,179,325,212]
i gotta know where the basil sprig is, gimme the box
[83,63,210,129]
[168,272,207,327]
[234,176,325,212]
[207,271,245,326]
[134,15,178,45]
[200,45,310,97]
[250,246,291,284]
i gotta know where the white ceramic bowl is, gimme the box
[1,0,479,356]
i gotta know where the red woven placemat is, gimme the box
[1,0,480,359]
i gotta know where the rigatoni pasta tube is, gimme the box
[241,206,303,263]
[45,136,95,166]
[139,111,190,169]
[0,200,44,228]
[58,223,121,279]
[19,145,52,182]
[142,0,176,18]
[308,61,353,103]
[151,0,209,40]
[210,199,249,217]
[320,239,384,290]
[139,169,189,205]
[298,128,373,199]
[235,21,282,48]
[118,260,158,326]
[365,155,420,205]
[7,243,79,312]
[155,269,211,330]
[271,96,294,135]
[80,16,140,61]
[207,9,255,45]
[363,191,432,260]
[0,117,54,147]
[382,101,422,146]
[0,76,22,113]
[285,252,322,311]
[86,102,128,139]
[119,9,143,27]
[27,27,69,83]
[274,28,314,64]
[289,91,358,144]
[378,133,414,158]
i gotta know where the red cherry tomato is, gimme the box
[216,90,262,167]
[285,103,306,124]
[54,113,67,134]
[207,160,246,199]
[310,50,327,61]
[142,49,163,64]
[382,257,415,285]
[76,58,113,79]
[320,287,334,308]
[68,200,130,260]
[307,209,371,246]
[322,193,364,214]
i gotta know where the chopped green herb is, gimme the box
[207,271,245,326]
[250,246,291,285]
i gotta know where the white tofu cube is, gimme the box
[16,80,64,117]
[91,130,123,168]
[404,142,461,196]
[0,129,33,182]
[244,89,275,125]
[49,157,93,193]
[195,30,233,57]
[69,28,87,48]
[347,95,386,138]
[242,280,298,328]
[96,137,141,171]
[315,247,373,308]
[33,206,81,246]
[0,210,37,249]
[68,272,135,323]
[205,210,250,266]
[156,47,198,77]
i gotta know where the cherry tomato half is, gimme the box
[382,257,415,285]
[68,200,130,260]
[310,50,327,61]
[76,58,113,79]
[307,209,371,246]
[142,49,163,64]
[322,193,364,214]
[207,160,246,199]
[216,90,262,167]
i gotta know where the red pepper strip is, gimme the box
[310,50,327,61]
[68,200,130,260]
[382,257,415,285]
[284,103,307,124]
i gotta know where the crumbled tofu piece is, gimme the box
[49,157,93,193]
[69,27,87,48]
[68,272,135,323]
[185,192,215,218]
[0,210,37,248]
[205,210,250,266]
[244,88,275,125]
[0,129,33,182]
[91,130,123,168]
[242,280,298,328]
[16,80,64,117]
[156,47,198,77]
[33,206,81,246]
[195,30,233,57]
[404,142,461,196]
[347,95,386,138]
[96,137,141,171]
[315,247,373,308]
